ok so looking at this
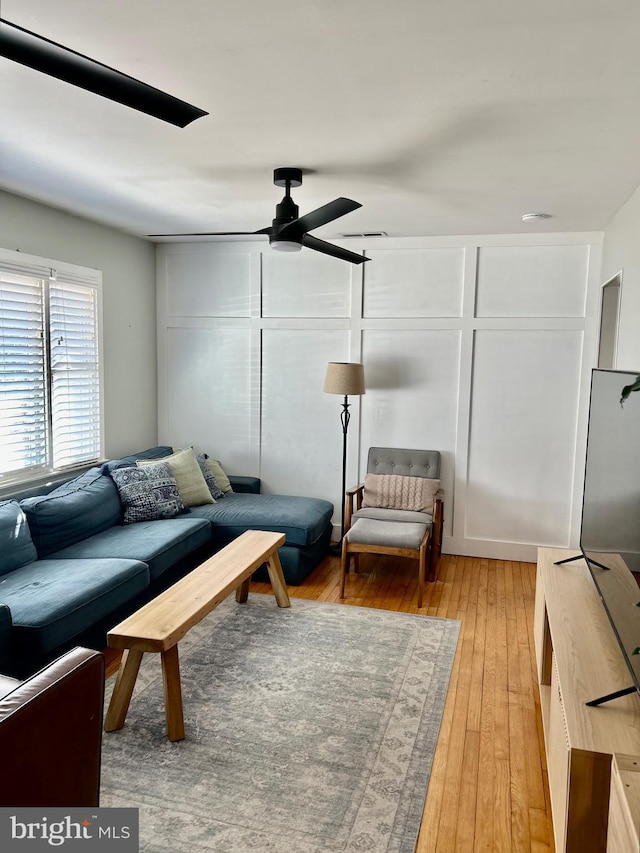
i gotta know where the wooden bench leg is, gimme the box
[235,578,250,603]
[266,551,291,608]
[104,648,143,732]
[161,645,185,742]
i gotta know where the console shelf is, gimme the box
[534,548,640,852]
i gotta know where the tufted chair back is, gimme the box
[366,447,441,480]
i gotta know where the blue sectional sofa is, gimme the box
[0,447,333,676]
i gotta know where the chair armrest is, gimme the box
[0,647,105,806]
[345,483,364,533]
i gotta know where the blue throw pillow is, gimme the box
[196,453,224,500]
[110,463,185,524]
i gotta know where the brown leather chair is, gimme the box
[0,647,105,806]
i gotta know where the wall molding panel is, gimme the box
[157,233,602,561]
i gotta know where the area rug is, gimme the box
[100,595,460,852]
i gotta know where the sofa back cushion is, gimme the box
[20,468,122,557]
[0,501,37,576]
[101,446,173,474]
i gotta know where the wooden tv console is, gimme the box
[534,548,640,853]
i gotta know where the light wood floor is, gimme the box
[252,551,554,853]
[104,550,554,851]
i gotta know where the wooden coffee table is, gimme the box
[104,529,289,741]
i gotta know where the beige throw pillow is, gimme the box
[205,458,233,493]
[138,447,213,507]
[362,474,440,513]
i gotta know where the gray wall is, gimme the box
[602,185,640,370]
[0,190,158,457]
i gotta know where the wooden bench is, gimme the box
[104,530,289,741]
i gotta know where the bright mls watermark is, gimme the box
[0,809,138,850]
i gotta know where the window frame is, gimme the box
[0,247,105,489]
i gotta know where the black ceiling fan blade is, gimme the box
[302,235,370,265]
[0,18,207,127]
[147,231,267,237]
[278,197,362,239]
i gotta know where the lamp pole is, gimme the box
[323,362,365,552]
[339,394,351,543]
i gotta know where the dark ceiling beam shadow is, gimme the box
[0,18,208,128]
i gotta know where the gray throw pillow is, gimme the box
[196,453,224,500]
[111,463,185,524]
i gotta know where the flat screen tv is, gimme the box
[577,367,640,704]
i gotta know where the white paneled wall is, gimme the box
[466,329,584,547]
[157,233,602,561]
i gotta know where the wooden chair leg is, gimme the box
[340,539,349,599]
[418,531,430,608]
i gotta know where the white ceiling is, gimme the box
[2,0,640,243]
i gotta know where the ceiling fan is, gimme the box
[149,168,371,265]
[0,18,207,127]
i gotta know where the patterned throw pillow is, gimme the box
[138,447,213,507]
[110,463,185,524]
[196,453,224,500]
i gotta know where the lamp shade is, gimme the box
[323,362,365,396]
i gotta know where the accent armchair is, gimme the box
[340,447,444,607]
[0,646,105,806]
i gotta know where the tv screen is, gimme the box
[581,369,640,572]
[580,368,640,697]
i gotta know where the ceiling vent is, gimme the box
[341,231,388,238]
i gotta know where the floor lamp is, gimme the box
[323,362,366,549]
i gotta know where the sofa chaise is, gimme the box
[0,446,333,676]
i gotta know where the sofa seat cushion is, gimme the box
[20,468,122,557]
[0,558,149,655]
[188,493,333,547]
[49,518,211,581]
[352,507,433,525]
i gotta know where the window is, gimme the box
[0,250,102,484]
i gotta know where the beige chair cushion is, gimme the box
[363,474,440,513]
[346,518,429,550]
[352,506,433,524]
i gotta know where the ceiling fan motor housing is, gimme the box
[273,195,299,231]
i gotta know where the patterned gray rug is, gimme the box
[101,595,460,853]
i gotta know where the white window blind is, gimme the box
[49,281,101,469]
[0,272,47,476]
[0,251,103,483]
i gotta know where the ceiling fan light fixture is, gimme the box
[269,239,302,252]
